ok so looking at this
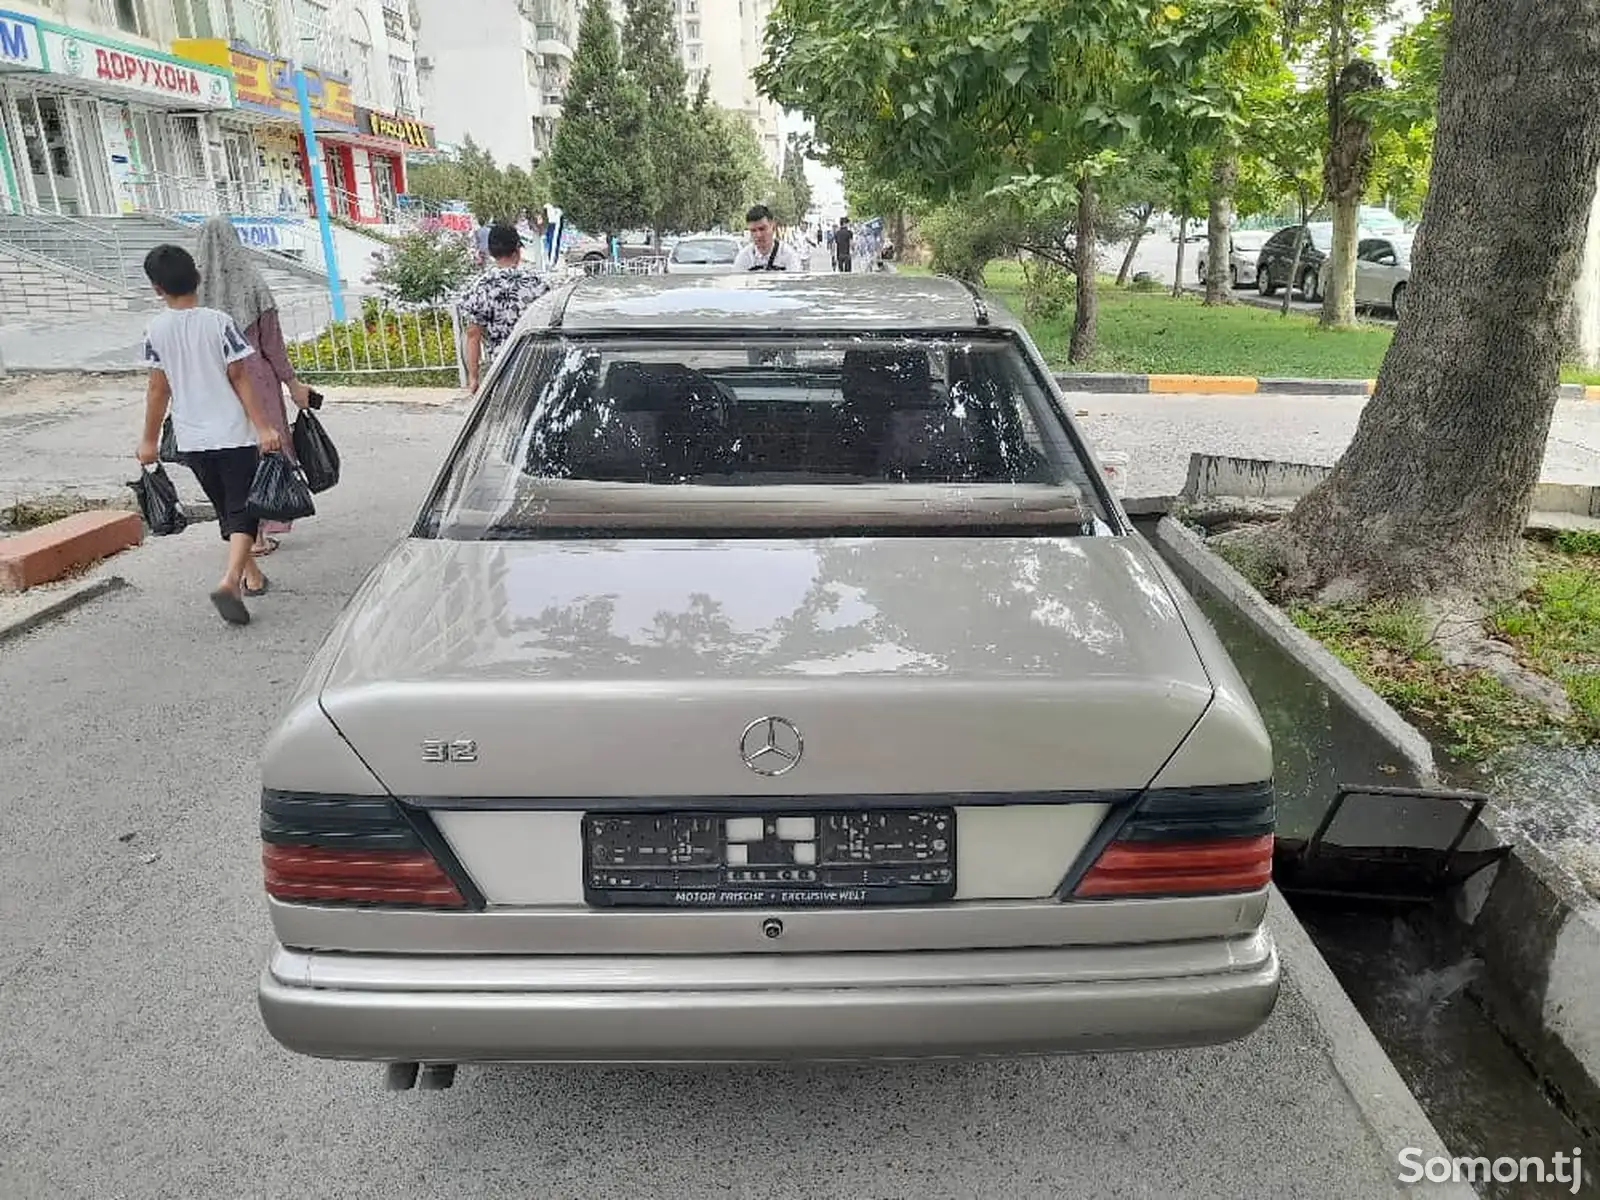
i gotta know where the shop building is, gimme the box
[174,36,434,226]
[0,7,239,216]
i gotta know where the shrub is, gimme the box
[921,201,1012,284]
[366,228,475,304]
[287,306,459,386]
[1022,262,1076,318]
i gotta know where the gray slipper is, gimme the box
[244,575,270,598]
[210,588,250,625]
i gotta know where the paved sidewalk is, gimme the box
[0,373,465,515]
[1069,390,1600,500]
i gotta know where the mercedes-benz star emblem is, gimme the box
[739,716,803,776]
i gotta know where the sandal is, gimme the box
[244,575,270,598]
[252,536,280,557]
[210,588,250,626]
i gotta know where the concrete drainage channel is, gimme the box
[1133,491,1600,1198]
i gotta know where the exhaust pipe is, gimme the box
[384,1061,457,1091]
[418,1063,457,1090]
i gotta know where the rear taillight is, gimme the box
[261,790,468,909]
[1073,783,1275,899]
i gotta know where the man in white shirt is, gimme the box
[733,205,801,271]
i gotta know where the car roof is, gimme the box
[521,272,1004,334]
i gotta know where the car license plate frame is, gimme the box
[583,808,956,908]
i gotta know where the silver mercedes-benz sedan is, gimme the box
[257,272,1278,1073]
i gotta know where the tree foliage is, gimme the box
[622,0,699,236]
[366,227,476,303]
[405,136,548,223]
[757,0,1268,360]
[781,133,813,220]
[548,0,657,236]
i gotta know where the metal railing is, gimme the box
[129,170,283,221]
[552,256,669,278]
[0,199,135,294]
[281,292,465,387]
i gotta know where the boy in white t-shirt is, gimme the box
[135,244,282,627]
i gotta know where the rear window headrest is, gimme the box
[841,349,936,409]
[603,361,720,412]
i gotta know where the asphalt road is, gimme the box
[0,387,1453,1199]
[1069,390,1600,500]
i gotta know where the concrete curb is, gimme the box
[1153,516,1438,777]
[1151,514,1600,1140]
[1265,888,1476,1199]
[1180,453,1600,531]
[0,574,127,646]
[1056,372,1600,400]
[0,510,144,592]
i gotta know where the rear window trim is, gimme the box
[412,327,1124,539]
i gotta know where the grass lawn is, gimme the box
[1214,531,1600,761]
[906,259,1600,384]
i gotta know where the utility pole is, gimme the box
[277,0,346,320]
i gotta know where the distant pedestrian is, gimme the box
[733,204,800,271]
[472,221,491,267]
[136,244,280,626]
[195,216,314,557]
[833,217,854,273]
[458,222,549,393]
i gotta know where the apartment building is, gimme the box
[676,0,778,169]
[0,0,435,226]
[412,0,576,169]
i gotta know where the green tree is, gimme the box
[1240,76,1326,313]
[704,99,779,228]
[548,0,657,239]
[622,0,699,236]
[1240,0,1600,604]
[756,0,1267,360]
[781,133,812,221]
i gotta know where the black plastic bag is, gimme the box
[246,451,316,522]
[159,414,181,463]
[292,409,340,494]
[129,463,188,536]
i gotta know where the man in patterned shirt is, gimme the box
[460,223,549,393]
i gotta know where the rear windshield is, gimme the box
[420,334,1112,539]
[673,240,739,264]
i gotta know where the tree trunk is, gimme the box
[1281,227,1306,317]
[1321,195,1360,322]
[1069,174,1098,363]
[1263,0,1600,601]
[1172,215,1188,298]
[1205,152,1238,305]
[1320,59,1384,328]
[1116,207,1151,286]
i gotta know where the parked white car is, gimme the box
[1196,230,1273,289]
[1316,234,1413,317]
[667,235,742,274]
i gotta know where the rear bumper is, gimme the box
[258,930,1279,1064]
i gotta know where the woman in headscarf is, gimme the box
[195,216,314,556]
